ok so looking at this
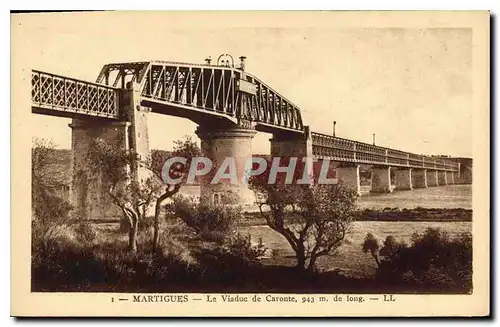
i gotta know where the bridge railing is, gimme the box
[311,131,459,171]
[31,70,120,119]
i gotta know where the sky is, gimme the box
[14,12,473,157]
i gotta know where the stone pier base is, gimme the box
[70,120,131,220]
[412,169,428,188]
[394,168,413,190]
[337,164,361,196]
[427,170,439,187]
[371,166,393,193]
[70,84,151,220]
[446,171,455,184]
[438,171,448,186]
[196,125,257,206]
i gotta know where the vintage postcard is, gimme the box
[11,11,490,317]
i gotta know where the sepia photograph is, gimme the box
[10,10,490,316]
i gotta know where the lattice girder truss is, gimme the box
[31,70,119,119]
[96,61,305,132]
[311,132,459,172]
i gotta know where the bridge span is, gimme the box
[31,56,462,219]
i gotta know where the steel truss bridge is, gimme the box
[30,59,459,172]
[32,61,303,133]
[311,132,457,172]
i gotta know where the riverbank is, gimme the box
[239,207,472,227]
[355,207,472,222]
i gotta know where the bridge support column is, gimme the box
[370,166,393,193]
[458,163,472,184]
[337,164,361,196]
[70,84,150,220]
[71,121,129,220]
[70,120,150,220]
[196,125,257,206]
[438,171,448,186]
[270,127,314,181]
[412,169,428,188]
[270,128,313,158]
[446,171,455,184]
[394,168,413,191]
[427,170,439,187]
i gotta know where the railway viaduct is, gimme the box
[31,55,461,219]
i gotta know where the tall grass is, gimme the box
[31,221,198,292]
[31,218,266,292]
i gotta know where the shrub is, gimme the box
[196,233,267,269]
[191,232,267,287]
[74,221,98,244]
[31,221,81,281]
[167,196,242,237]
[31,226,199,292]
[32,190,72,225]
[223,233,268,264]
[156,232,197,266]
[363,228,472,292]
[32,221,80,251]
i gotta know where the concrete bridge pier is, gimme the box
[412,169,428,188]
[70,121,130,220]
[427,170,439,187]
[336,164,361,196]
[394,168,413,191]
[70,84,150,220]
[270,126,314,182]
[446,171,455,184]
[196,125,257,206]
[370,166,393,193]
[438,171,448,186]
[270,127,313,158]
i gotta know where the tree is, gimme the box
[86,138,142,251]
[362,233,381,268]
[250,166,358,272]
[148,137,200,251]
[86,136,199,252]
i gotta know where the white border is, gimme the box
[4,1,498,325]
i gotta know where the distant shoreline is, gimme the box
[238,208,472,226]
[353,207,472,222]
[77,207,473,226]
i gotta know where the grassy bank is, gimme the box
[32,217,472,294]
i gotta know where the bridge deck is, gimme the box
[311,132,458,172]
[30,62,459,172]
